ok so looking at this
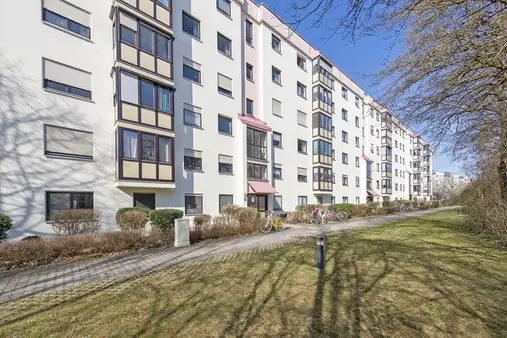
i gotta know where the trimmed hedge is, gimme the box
[149,209,183,231]
[194,214,212,226]
[116,208,149,231]
[116,207,149,224]
[328,203,355,214]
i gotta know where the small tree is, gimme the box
[116,207,149,231]
[51,209,101,236]
[0,213,13,241]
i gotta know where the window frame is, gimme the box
[246,98,254,116]
[297,55,306,70]
[44,79,91,100]
[342,109,348,121]
[342,175,349,186]
[297,82,307,99]
[218,115,233,135]
[246,63,254,81]
[216,0,231,17]
[247,127,267,160]
[182,12,201,40]
[184,154,203,171]
[245,20,253,45]
[342,152,349,165]
[297,139,307,154]
[247,162,268,180]
[185,195,203,215]
[273,165,282,179]
[272,66,281,85]
[183,108,202,128]
[45,191,94,221]
[272,132,282,148]
[271,34,281,53]
[218,157,233,174]
[43,9,91,39]
[217,32,232,58]
[298,196,308,205]
[183,64,201,84]
[219,194,233,212]
[273,195,283,210]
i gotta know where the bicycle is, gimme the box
[400,204,413,212]
[261,211,286,233]
[326,210,348,222]
[310,209,327,224]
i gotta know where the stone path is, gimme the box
[0,208,452,304]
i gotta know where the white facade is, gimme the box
[0,0,433,239]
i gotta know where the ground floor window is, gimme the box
[185,195,203,215]
[133,193,155,210]
[274,195,283,210]
[46,191,93,220]
[219,194,233,212]
[298,196,307,205]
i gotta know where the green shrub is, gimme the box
[352,204,372,218]
[431,201,440,208]
[411,201,418,208]
[149,209,183,231]
[194,214,212,226]
[0,213,13,241]
[382,200,391,208]
[328,203,355,214]
[295,204,324,213]
[116,209,149,231]
[21,235,42,241]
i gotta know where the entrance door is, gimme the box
[247,194,268,212]
[133,193,155,210]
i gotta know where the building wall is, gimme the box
[0,0,434,239]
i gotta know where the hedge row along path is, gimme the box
[0,207,454,305]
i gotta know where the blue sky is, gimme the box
[261,0,461,173]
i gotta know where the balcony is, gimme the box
[312,85,335,115]
[313,140,333,166]
[366,170,372,180]
[313,167,334,192]
[381,136,392,147]
[312,99,335,115]
[413,179,421,185]
[381,154,392,162]
[116,127,175,188]
[312,112,333,140]
[312,58,334,90]
[113,0,172,31]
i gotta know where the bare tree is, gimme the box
[288,0,507,197]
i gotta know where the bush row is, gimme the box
[0,230,174,270]
[286,200,441,224]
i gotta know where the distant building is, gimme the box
[432,172,469,199]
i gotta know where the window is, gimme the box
[123,130,138,159]
[376,146,380,155]
[342,197,349,203]
[395,140,398,148]
[376,112,380,121]
[274,195,283,210]
[298,167,308,182]
[218,155,233,174]
[356,197,360,204]
[356,176,360,187]
[218,116,232,135]
[217,0,231,16]
[297,55,306,70]
[395,183,399,191]
[297,82,307,98]
[246,99,254,115]
[395,169,398,177]
[272,67,281,85]
[245,20,253,45]
[298,139,307,154]
[44,125,93,160]
[134,193,155,210]
[331,196,336,204]
[158,87,172,113]
[43,8,90,39]
[141,134,155,161]
[376,129,379,138]
[370,143,374,154]
[158,136,172,163]
[376,180,380,189]
[313,140,333,157]
[377,163,380,171]
[355,137,360,147]
[298,196,308,205]
[183,62,201,83]
[184,149,202,171]
[219,195,233,212]
[156,0,169,7]
[46,191,93,221]
[395,154,398,162]
[297,110,307,126]
[342,109,348,121]
[273,132,282,148]
[370,126,374,136]
[355,96,360,108]
[217,73,233,96]
[140,80,155,107]
[272,99,282,117]
[247,162,268,180]
[217,33,232,57]
[342,175,349,186]
[273,164,282,179]
[341,87,348,99]
[342,152,349,164]
[342,131,348,143]
[247,128,267,160]
[355,156,360,167]
[183,104,202,127]
[355,116,360,127]
[139,25,154,53]
[272,34,281,52]
[246,63,254,81]
[182,12,200,39]
[120,25,136,45]
[43,59,91,99]
[185,195,203,215]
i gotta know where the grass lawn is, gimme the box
[1,210,507,337]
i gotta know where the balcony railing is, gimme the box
[381,155,392,162]
[381,136,392,146]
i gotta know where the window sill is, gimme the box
[297,123,308,128]
[217,9,233,20]
[218,132,233,137]
[273,113,282,118]
[297,95,307,100]
[218,51,234,60]
[298,66,307,72]
[274,178,283,180]
[42,21,93,43]
[218,91,233,99]
[247,78,254,83]
[246,42,254,48]
[183,78,203,86]
[272,81,282,87]
[298,152,308,155]
[298,180,308,183]
[274,146,283,150]
[43,88,95,103]
[219,172,234,176]
[185,169,204,173]
[181,30,203,43]
[184,124,204,130]
[45,154,94,162]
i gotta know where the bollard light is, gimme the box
[317,236,325,271]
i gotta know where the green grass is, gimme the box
[2,211,507,337]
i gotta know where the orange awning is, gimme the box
[248,180,277,194]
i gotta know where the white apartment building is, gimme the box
[0,0,433,238]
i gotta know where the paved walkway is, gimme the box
[0,208,452,303]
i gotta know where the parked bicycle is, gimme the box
[400,204,413,212]
[310,208,327,224]
[325,210,348,222]
[261,211,286,233]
